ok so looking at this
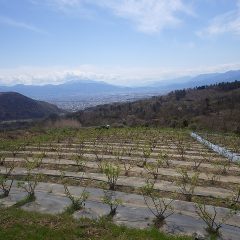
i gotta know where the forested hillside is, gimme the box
[70,81,240,133]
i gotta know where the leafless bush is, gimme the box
[139,142,153,168]
[64,184,89,212]
[176,167,199,201]
[10,144,23,158]
[214,160,231,175]
[193,156,206,172]
[195,202,234,236]
[102,162,120,191]
[144,160,163,180]
[141,181,174,224]
[0,161,14,197]
[205,171,221,185]
[60,171,90,212]
[72,155,86,172]
[73,142,86,171]
[229,185,240,210]
[0,153,6,166]
[158,151,171,167]
[102,189,122,217]
[122,159,135,176]
[174,133,189,161]
[54,146,64,160]
[18,157,43,199]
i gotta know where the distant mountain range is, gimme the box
[0,70,240,101]
[0,80,131,100]
[0,92,63,121]
[149,70,240,89]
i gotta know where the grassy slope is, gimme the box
[0,208,192,240]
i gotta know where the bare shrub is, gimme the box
[193,155,206,172]
[158,151,171,167]
[93,140,106,172]
[125,146,135,157]
[102,162,120,191]
[112,148,124,162]
[229,185,240,210]
[141,181,174,224]
[122,159,135,176]
[0,161,14,197]
[72,142,86,171]
[176,167,199,201]
[64,185,89,212]
[139,142,153,168]
[10,144,23,158]
[102,190,122,217]
[205,171,221,185]
[72,155,86,172]
[195,202,234,236]
[61,172,90,213]
[174,133,189,161]
[0,153,6,166]
[214,159,231,175]
[17,157,43,200]
[144,160,163,180]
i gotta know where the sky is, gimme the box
[0,0,240,86]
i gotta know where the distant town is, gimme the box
[48,93,158,112]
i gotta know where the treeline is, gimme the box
[194,80,240,91]
[68,81,240,133]
[173,80,240,101]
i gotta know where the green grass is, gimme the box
[13,194,36,208]
[0,207,192,240]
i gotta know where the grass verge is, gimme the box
[0,207,192,240]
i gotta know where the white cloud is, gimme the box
[42,0,83,10]
[30,0,81,8]
[0,63,240,87]
[97,0,193,33]
[30,0,193,33]
[0,16,47,34]
[197,0,240,37]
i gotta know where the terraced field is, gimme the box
[0,128,240,239]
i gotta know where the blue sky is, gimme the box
[0,0,240,86]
